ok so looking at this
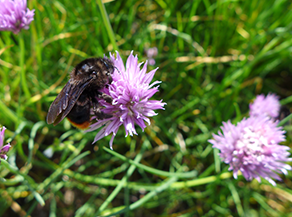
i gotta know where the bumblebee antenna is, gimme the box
[100,58,110,69]
[114,66,121,74]
[100,57,120,74]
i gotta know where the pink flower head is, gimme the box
[145,47,158,66]
[0,126,11,161]
[209,116,292,186]
[249,93,280,119]
[0,0,35,34]
[86,51,166,149]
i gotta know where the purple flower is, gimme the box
[86,51,166,149]
[0,126,11,161]
[209,116,292,186]
[145,47,158,66]
[0,0,35,34]
[249,93,280,119]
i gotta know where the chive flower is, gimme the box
[86,51,166,149]
[249,93,280,119]
[0,126,11,161]
[209,116,292,186]
[145,47,158,66]
[0,0,35,34]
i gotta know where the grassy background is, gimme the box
[1,0,292,216]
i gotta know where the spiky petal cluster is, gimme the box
[209,116,292,186]
[87,51,166,149]
[0,0,35,34]
[0,126,11,161]
[249,93,280,119]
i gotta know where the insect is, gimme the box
[46,57,114,129]
[278,105,291,122]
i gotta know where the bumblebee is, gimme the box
[46,57,114,129]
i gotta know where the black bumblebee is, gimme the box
[46,57,114,129]
[278,106,291,122]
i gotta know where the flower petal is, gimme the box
[89,51,165,147]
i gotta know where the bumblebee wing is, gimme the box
[46,78,92,125]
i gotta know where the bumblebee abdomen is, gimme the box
[66,103,91,129]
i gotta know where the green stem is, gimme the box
[0,100,18,124]
[97,146,144,214]
[101,177,178,216]
[19,32,31,99]
[170,172,232,189]
[96,0,119,51]
[103,146,197,178]
[278,113,292,127]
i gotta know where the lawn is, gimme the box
[0,0,292,216]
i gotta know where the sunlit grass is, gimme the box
[1,0,292,216]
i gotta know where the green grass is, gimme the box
[1,0,292,216]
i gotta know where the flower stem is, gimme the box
[169,172,233,189]
[19,32,31,99]
[97,144,145,214]
[278,113,292,126]
[96,0,119,51]
[103,146,197,178]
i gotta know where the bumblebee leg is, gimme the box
[98,92,112,104]
[94,107,112,119]
[91,91,113,120]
